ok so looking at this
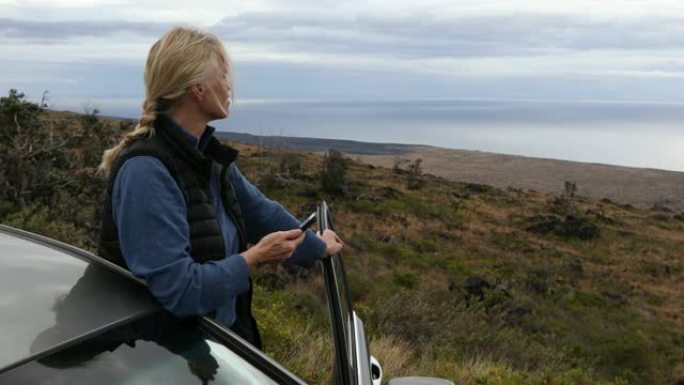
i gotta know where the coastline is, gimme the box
[216,131,684,212]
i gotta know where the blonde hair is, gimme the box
[98,26,231,176]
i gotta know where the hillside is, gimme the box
[1,97,682,385]
[228,142,684,385]
[358,148,684,212]
[215,131,684,212]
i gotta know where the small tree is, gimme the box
[277,149,302,178]
[406,158,424,190]
[321,149,348,196]
[564,181,577,198]
[393,156,408,174]
[0,89,64,211]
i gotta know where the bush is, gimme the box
[393,270,418,289]
[406,158,425,190]
[0,89,118,250]
[320,149,348,196]
[4,204,89,249]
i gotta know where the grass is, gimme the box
[234,144,684,385]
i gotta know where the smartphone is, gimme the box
[298,212,317,231]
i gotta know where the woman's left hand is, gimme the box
[317,229,344,256]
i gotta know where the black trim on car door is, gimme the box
[318,201,356,385]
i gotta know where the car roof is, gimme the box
[0,226,160,373]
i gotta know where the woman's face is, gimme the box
[198,59,231,121]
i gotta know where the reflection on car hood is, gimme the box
[0,229,159,372]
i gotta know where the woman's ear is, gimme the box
[189,83,205,102]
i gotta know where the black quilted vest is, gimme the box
[99,114,261,348]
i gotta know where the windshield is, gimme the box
[0,311,279,385]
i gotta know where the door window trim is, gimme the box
[318,201,357,385]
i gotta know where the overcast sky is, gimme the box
[4,0,684,105]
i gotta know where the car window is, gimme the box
[0,312,279,385]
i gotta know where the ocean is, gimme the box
[56,98,684,172]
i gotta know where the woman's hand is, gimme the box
[318,229,344,256]
[241,229,305,268]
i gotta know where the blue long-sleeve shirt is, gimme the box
[112,121,326,327]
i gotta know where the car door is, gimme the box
[317,201,377,385]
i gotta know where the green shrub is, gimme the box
[411,238,439,253]
[3,204,89,249]
[406,158,425,190]
[320,149,348,196]
[393,270,418,289]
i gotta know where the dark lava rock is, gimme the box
[602,290,629,306]
[376,186,402,199]
[503,305,531,325]
[526,215,561,235]
[464,276,492,301]
[464,183,494,194]
[557,216,601,240]
[526,215,600,240]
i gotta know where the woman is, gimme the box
[98,26,343,349]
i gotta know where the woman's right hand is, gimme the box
[241,229,305,268]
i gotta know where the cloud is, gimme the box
[5,5,684,103]
[5,10,684,58]
[0,18,167,41]
[4,10,684,92]
[214,12,684,60]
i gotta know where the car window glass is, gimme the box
[0,313,279,385]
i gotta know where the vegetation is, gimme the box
[321,149,349,196]
[0,89,124,249]
[1,89,683,385]
[405,158,425,190]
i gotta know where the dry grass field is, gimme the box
[357,146,684,212]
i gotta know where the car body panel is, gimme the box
[0,229,158,372]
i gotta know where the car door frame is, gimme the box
[317,201,375,385]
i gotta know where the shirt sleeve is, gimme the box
[229,164,326,268]
[112,156,251,318]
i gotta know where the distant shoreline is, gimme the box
[215,130,683,174]
[93,117,684,212]
[215,131,419,156]
[216,131,684,212]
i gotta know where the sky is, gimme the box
[5,0,684,105]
